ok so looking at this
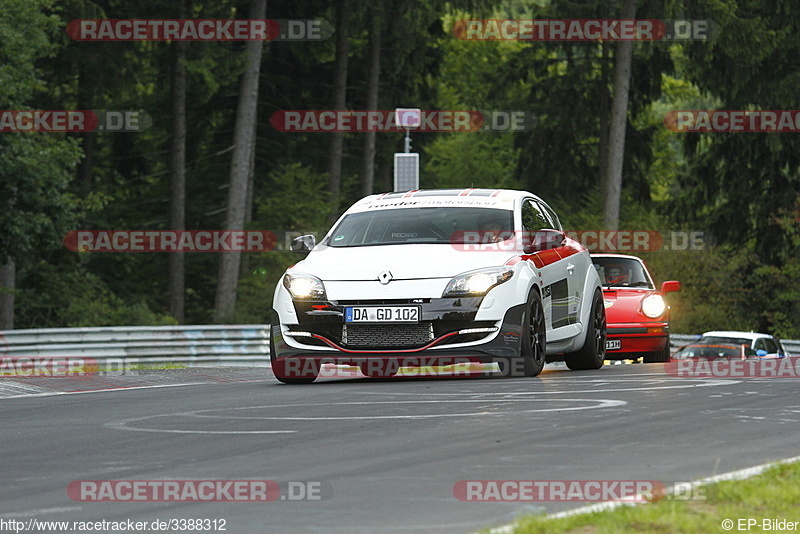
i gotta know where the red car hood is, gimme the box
[602,288,662,323]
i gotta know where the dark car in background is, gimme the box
[675,331,792,359]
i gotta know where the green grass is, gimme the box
[503,461,800,534]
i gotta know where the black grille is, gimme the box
[342,323,434,348]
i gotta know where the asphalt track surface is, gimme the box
[1,362,799,533]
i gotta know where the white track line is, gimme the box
[0,382,210,399]
[0,507,82,518]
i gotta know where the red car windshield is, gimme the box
[592,257,653,288]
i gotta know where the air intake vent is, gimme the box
[342,323,434,349]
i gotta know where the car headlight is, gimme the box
[641,294,666,318]
[283,273,327,300]
[442,267,514,297]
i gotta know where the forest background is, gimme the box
[1,0,797,338]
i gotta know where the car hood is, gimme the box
[602,288,658,322]
[291,244,515,281]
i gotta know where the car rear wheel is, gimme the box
[643,335,671,363]
[566,289,606,371]
[498,289,546,378]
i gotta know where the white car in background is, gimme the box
[271,188,606,383]
[687,331,791,359]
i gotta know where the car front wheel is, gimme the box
[643,334,671,363]
[270,313,319,384]
[498,288,546,378]
[271,358,319,384]
[566,289,606,371]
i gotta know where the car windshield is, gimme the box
[326,207,514,247]
[697,336,752,346]
[674,344,745,359]
[591,257,653,288]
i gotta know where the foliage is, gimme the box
[15,260,176,327]
[231,162,333,323]
[0,0,84,266]
[676,0,800,262]
[255,162,332,231]
[63,289,177,327]
[0,0,796,337]
[424,133,521,189]
[0,134,83,263]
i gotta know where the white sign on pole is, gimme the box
[394,108,421,129]
[393,153,419,191]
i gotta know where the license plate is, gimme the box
[344,306,419,323]
[606,339,621,350]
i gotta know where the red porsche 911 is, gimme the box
[590,254,680,363]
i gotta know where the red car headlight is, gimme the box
[641,294,666,318]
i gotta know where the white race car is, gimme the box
[271,188,606,383]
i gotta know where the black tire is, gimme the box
[565,289,606,371]
[270,313,318,384]
[643,335,671,363]
[499,288,546,378]
[272,359,319,384]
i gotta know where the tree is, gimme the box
[168,0,188,323]
[677,0,800,262]
[0,0,83,329]
[214,0,267,321]
[326,0,351,221]
[603,0,637,230]
[360,0,383,197]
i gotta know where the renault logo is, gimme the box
[378,270,393,285]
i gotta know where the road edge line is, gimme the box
[486,454,800,534]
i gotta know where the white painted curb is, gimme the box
[487,454,800,534]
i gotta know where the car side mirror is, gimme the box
[291,234,316,255]
[524,229,566,253]
[756,349,768,357]
[661,280,681,293]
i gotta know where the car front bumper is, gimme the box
[270,297,527,369]
[604,323,669,358]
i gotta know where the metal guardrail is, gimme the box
[0,325,796,367]
[0,325,271,367]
